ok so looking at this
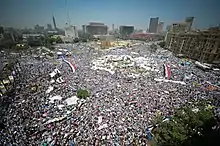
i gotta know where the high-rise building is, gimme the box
[53,16,57,30]
[149,17,159,33]
[47,24,52,30]
[84,22,108,35]
[82,25,87,35]
[0,26,4,39]
[157,22,164,33]
[185,17,194,32]
[0,26,4,34]
[119,26,134,35]
[112,24,114,31]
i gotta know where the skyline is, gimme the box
[1,0,220,30]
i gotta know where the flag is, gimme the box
[164,64,171,79]
[146,128,153,140]
[62,56,76,73]
[70,140,75,146]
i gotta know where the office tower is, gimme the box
[157,22,164,33]
[53,16,57,30]
[82,25,86,35]
[149,17,159,33]
[112,24,114,31]
[185,17,194,32]
[0,26,3,39]
[119,26,134,35]
[0,26,4,34]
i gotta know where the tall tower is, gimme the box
[149,17,159,33]
[53,16,57,30]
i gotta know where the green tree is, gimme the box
[0,38,16,48]
[56,36,63,43]
[76,89,89,99]
[152,103,220,146]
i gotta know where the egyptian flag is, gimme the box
[164,64,171,79]
[62,56,77,73]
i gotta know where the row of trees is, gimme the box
[0,34,64,49]
[28,36,63,47]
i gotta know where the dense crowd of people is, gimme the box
[0,42,219,145]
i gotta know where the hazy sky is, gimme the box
[0,0,220,30]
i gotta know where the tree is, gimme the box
[0,38,16,48]
[73,38,80,43]
[76,89,89,99]
[158,41,165,48]
[56,36,63,43]
[152,103,220,146]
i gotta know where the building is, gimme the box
[22,33,44,42]
[157,22,164,33]
[0,26,4,34]
[167,17,194,33]
[166,25,171,32]
[64,24,78,42]
[84,22,108,35]
[149,17,159,33]
[165,29,220,64]
[53,16,57,30]
[82,25,87,35]
[0,26,4,39]
[47,24,53,30]
[185,17,194,32]
[47,30,59,35]
[169,22,188,33]
[89,22,105,26]
[34,25,44,33]
[119,26,134,35]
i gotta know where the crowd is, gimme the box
[0,41,220,145]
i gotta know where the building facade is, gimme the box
[47,24,53,30]
[0,26,4,34]
[85,22,108,35]
[119,26,134,35]
[34,25,44,33]
[165,30,220,64]
[64,25,78,42]
[0,26,4,39]
[149,17,159,33]
[170,23,188,33]
[157,22,164,33]
[82,25,87,35]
